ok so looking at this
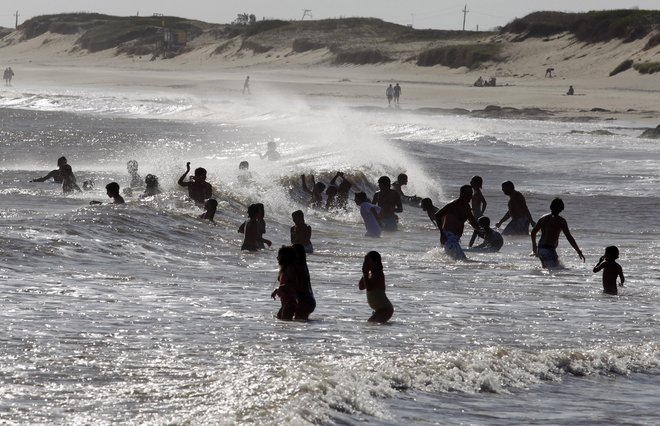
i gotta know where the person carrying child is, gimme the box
[593,246,625,295]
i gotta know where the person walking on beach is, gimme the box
[30,156,67,183]
[386,84,394,106]
[593,246,624,295]
[177,162,213,205]
[372,176,402,231]
[243,75,250,94]
[530,198,585,268]
[393,83,401,106]
[435,185,481,260]
[496,181,535,235]
[3,67,14,86]
[359,251,394,323]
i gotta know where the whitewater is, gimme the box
[1,83,659,425]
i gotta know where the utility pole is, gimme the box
[461,4,469,31]
[301,9,312,21]
[14,10,19,29]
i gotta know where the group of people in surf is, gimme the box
[29,148,625,323]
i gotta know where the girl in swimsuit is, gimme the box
[271,246,298,320]
[358,251,394,323]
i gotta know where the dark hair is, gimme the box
[145,174,158,186]
[57,156,67,166]
[502,180,514,190]
[397,173,408,183]
[364,251,383,271]
[470,175,483,188]
[377,176,391,187]
[314,182,326,192]
[605,246,619,259]
[277,245,297,268]
[247,203,259,219]
[354,191,367,204]
[205,198,218,210]
[326,185,337,196]
[194,167,207,178]
[460,184,473,197]
[292,243,307,264]
[255,203,265,215]
[478,216,490,227]
[292,210,304,221]
[550,198,564,216]
[239,161,249,170]
[421,198,433,211]
[60,164,73,175]
[106,182,120,195]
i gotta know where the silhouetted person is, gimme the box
[531,198,585,268]
[393,83,401,106]
[301,174,325,208]
[421,198,439,228]
[372,176,402,231]
[271,245,298,320]
[3,67,14,86]
[358,251,393,323]
[90,182,125,205]
[293,243,316,320]
[593,246,625,295]
[200,199,218,222]
[140,174,161,198]
[60,164,82,194]
[566,85,574,95]
[260,141,280,160]
[329,171,352,208]
[469,217,503,252]
[127,160,143,188]
[177,162,212,205]
[290,210,313,254]
[30,156,67,183]
[435,185,481,260]
[386,84,394,106]
[243,75,250,94]
[496,181,535,235]
[468,175,487,247]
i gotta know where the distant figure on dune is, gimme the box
[566,85,574,96]
[545,67,554,78]
[435,185,481,260]
[243,75,250,95]
[3,67,14,86]
[496,181,535,235]
[359,251,394,323]
[30,156,67,183]
[260,141,280,161]
[386,84,394,106]
[530,198,585,268]
[393,83,401,106]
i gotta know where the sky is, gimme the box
[1,1,658,31]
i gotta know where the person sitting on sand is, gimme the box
[301,174,325,208]
[260,141,280,161]
[435,185,481,260]
[359,251,394,323]
[421,198,439,228]
[60,164,82,194]
[372,176,402,231]
[290,210,313,254]
[593,246,625,295]
[496,181,535,235]
[200,199,218,222]
[355,191,383,238]
[140,174,161,198]
[177,162,213,205]
[90,182,125,205]
[31,156,67,183]
[271,245,298,320]
[566,85,574,96]
[474,76,484,87]
[468,217,503,252]
[530,198,585,268]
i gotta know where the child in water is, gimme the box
[60,164,82,194]
[358,251,394,323]
[140,174,161,198]
[468,216,503,252]
[200,199,218,222]
[290,210,313,254]
[593,246,625,295]
[90,182,125,205]
[271,245,298,320]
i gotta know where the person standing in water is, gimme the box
[271,245,298,320]
[358,251,394,323]
[90,182,125,205]
[468,175,487,247]
[593,246,625,295]
[290,210,313,254]
[530,198,585,268]
[372,176,402,231]
[496,181,535,235]
[30,156,67,183]
[177,162,213,205]
[435,185,481,260]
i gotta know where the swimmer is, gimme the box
[140,174,161,198]
[90,182,125,205]
[271,245,298,320]
[240,204,272,251]
[126,160,143,189]
[435,185,481,260]
[260,141,281,161]
[290,210,313,254]
[530,198,585,268]
[392,173,421,204]
[60,164,82,194]
[355,191,383,238]
[421,198,439,228]
[496,181,535,235]
[358,251,394,323]
[293,243,316,320]
[372,176,402,231]
[30,156,67,183]
[301,174,325,208]
[329,171,353,208]
[177,162,213,205]
[593,246,625,295]
[468,176,487,247]
[200,199,218,222]
[238,161,252,182]
[468,216,503,252]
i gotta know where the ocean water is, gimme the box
[1,84,659,425]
